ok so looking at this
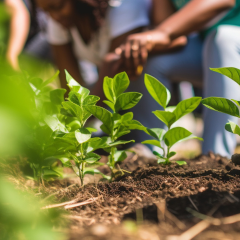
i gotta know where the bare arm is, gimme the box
[158,0,235,40]
[51,43,84,90]
[6,0,30,70]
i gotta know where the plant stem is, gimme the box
[79,162,84,186]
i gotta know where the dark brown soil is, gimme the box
[41,152,240,240]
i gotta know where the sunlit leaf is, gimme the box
[202,97,240,117]
[142,140,161,148]
[146,128,166,140]
[113,72,130,98]
[173,97,202,122]
[115,92,142,112]
[114,150,127,163]
[163,127,192,148]
[144,74,170,109]
[103,76,114,102]
[176,160,187,165]
[50,88,66,105]
[225,121,240,136]
[153,110,175,127]
[167,151,176,158]
[42,70,59,88]
[85,105,113,133]
[103,100,115,111]
[75,128,91,144]
[210,67,240,86]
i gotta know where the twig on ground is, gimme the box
[42,197,99,210]
[188,196,199,212]
[41,199,78,210]
[64,197,99,209]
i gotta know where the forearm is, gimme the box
[6,0,30,65]
[51,44,84,89]
[157,0,235,40]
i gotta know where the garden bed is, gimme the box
[36,152,240,240]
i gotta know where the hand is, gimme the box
[115,30,171,79]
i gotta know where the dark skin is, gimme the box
[120,0,236,74]
[35,0,143,92]
[35,0,187,100]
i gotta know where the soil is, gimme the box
[7,151,240,239]
[33,151,240,240]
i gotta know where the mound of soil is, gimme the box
[42,152,240,239]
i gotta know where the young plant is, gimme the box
[85,72,146,178]
[201,67,240,144]
[23,71,68,184]
[55,71,111,185]
[142,74,203,165]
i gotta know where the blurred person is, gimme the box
[2,0,30,70]
[118,0,240,157]
[29,0,155,91]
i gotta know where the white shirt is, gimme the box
[46,0,151,66]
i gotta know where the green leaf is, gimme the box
[153,151,163,158]
[113,72,130,98]
[144,74,170,109]
[178,135,203,143]
[50,88,66,105]
[103,100,115,111]
[100,124,112,135]
[122,112,133,121]
[202,97,240,117]
[167,151,176,158]
[158,158,167,164]
[103,76,114,102]
[231,99,240,107]
[42,157,59,166]
[43,168,62,178]
[84,168,111,180]
[85,152,101,163]
[108,140,134,147]
[114,150,127,163]
[142,140,161,148]
[175,161,187,165]
[44,115,67,132]
[115,92,142,112]
[163,127,192,148]
[225,121,240,136]
[61,101,80,118]
[210,67,240,86]
[165,106,176,112]
[123,120,146,131]
[173,97,202,122]
[65,70,80,88]
[86,127,97,133]
[87,137,109,152]
[153,110,175,127]
[146,128,166,140]
[75,128,91,144]
[65,70,90,97]
[66,119,81,131]
[83,95,100,106]
[42,70,59,87]
[86,105,113,133]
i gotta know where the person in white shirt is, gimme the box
[31,0,152,92]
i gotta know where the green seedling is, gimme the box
[24,71,68,184]
[55,71,111,185]
[202,67,240,145]
[143,74,203,165]
[86,72,146,179]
